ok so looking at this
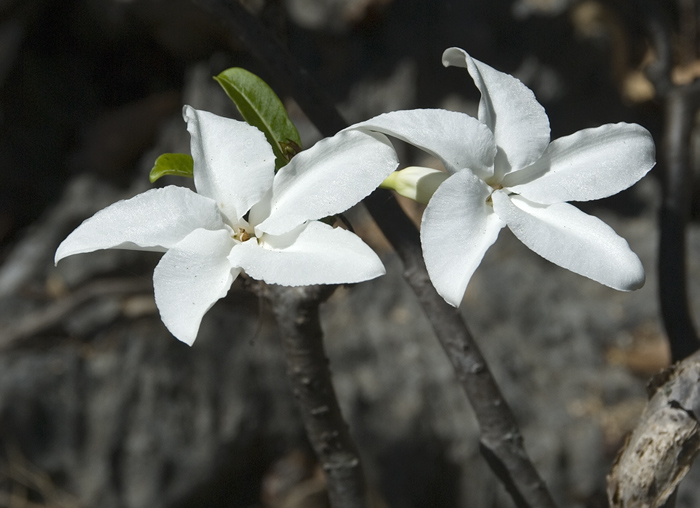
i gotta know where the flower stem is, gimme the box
[262,283,368,508]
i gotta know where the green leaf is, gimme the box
[149,153,194,183]
[215,67,302,169]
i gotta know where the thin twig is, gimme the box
[192,1,558,506]
[261,283,368,508]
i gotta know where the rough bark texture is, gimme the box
[263,283,368,508]
[608,351,700,507]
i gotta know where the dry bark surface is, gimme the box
[608,351,700,508]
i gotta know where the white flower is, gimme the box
[351,48,656,307]
[56,106,398,345]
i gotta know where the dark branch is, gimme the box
[365,191,555,508]
[261,283,368,508]
[659,87,700,361]
[639,0,673,95]
[639,0,700,361]
[192,1,559,506]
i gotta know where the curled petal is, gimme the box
[184,106,275,224]
[421,170,505,306]
[255,130,399,236]
[229,221,385,285]
[492,192,644,290]
[55,186,226,263]
[153,228,239,346]
[348,109,495,179]
[442,48,550,178]
[503,123,656,204]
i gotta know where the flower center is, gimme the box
[233,227,255,243]
[485,183,503,206]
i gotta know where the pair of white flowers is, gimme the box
[56,48,656,345]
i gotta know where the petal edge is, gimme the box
[153,228,238,345]
[256,130,399,235]
[184,106,275,225]
[442,48,550,177]
[421,170,505,306]
[503,123,656,204]
[230,221,385,285]
[55,186,226,264]
[348,109,496,179]
[493,192,644,291]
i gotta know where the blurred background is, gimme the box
[0,0,696,506]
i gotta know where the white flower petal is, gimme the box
[348,109,495,179]
[502,123,656,204]
[492,192,644,290]
[442,48,550,178]
[184,106,275,224]
[229,221,385,285]
[421,170,505,306]
[247,187,272,229]
[255,130,399,236]
[153,228,239,346]
[55,186,226,264]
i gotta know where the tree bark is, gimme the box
[263,283,368,508]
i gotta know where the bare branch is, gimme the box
[260,283,368,508]
[191,1,559,506]
[638,0,700,361]
[659,86,700,361]
[365,191,556,508]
